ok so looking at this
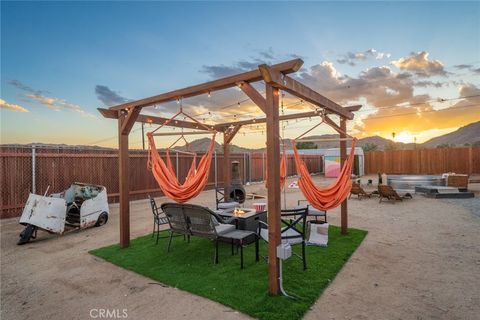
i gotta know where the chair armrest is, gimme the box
[221,216,237,225]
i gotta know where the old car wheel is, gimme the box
[95,212,108,227]
[18,225,37,245]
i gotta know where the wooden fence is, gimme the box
[0,146,323,218]
[364,147,480,175]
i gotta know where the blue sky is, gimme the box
[1,1,479,148]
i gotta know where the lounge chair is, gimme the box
[258,207,308,270]
[378,185,413,203]
[148,196,170,244]
[161,203,236,264]
[349,182,372,200]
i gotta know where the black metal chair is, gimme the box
[258,207,309,270]
[148,195,170,244]
[298,199,327,223]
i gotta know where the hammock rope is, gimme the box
[146,105,217,203]
[291,115,357,211]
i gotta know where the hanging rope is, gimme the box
[146,101,217,203]
[291,115,357,211]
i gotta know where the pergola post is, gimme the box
[265,84,281,294]
[340,117,348,235]
[98,58,361,296]
[118,114,130,248]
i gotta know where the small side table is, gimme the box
[220,230,259,269]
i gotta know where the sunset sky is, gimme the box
[1,1,479,149]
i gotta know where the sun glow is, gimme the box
[394,131,415,143]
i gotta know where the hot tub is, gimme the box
[387,175,445,193]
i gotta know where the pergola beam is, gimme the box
[121,107,142,135]
[238,82,266,112]
[107,59,304,111]
[258,64,355,120]
[98,108,212,131]
[214,105,361,131]
[152,131,212,136]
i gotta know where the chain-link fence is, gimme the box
[0,145,323,218]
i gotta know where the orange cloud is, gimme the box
[353,84,480,141]
[392,51,446,77]
[0,99,29,113]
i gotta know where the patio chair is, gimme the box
[160,203,191,248]
[378,185,413,203]
[148,196,171,244]
[298,200,327,223]
[161,203,236,264]
[258,207,308,270]
[349,182,372,200]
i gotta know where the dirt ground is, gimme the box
[1,175,479,320]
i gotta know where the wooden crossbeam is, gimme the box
[238,82,266,112]
[98,108,212,131]
[323,115,343,134]
[152,131,212,136]
[214,105,361,130]
[224,125,242,144]
[258,64,354,120]
[105,59,304,111]
[121,107,142,135]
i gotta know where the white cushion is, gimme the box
[259,227,303,245]
[215,223,235,235]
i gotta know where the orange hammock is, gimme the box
[147,132,216,203]
[292,138,357,211]
[264,147,287,190]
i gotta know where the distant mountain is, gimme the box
[421,121,480,148]
[3,121,479,152]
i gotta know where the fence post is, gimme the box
[31,145,36,194]
[243,153,247,184]
[248,153,251,183]
[262,152,265,181]
[214,151,218,187]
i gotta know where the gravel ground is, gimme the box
[442,197,480,217]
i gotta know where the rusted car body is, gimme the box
[18,183,109,244]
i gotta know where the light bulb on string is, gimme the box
[208,91,211,98]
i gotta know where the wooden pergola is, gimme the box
[98,58,361,295]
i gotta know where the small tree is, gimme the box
[362,142,378,152]
[384,141,397,151]
[296,141,317,149]
[436,143,452,148]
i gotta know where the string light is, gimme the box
[237,101,241,107]
[208,91,211,98]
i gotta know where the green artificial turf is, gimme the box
[90,225,367,320]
